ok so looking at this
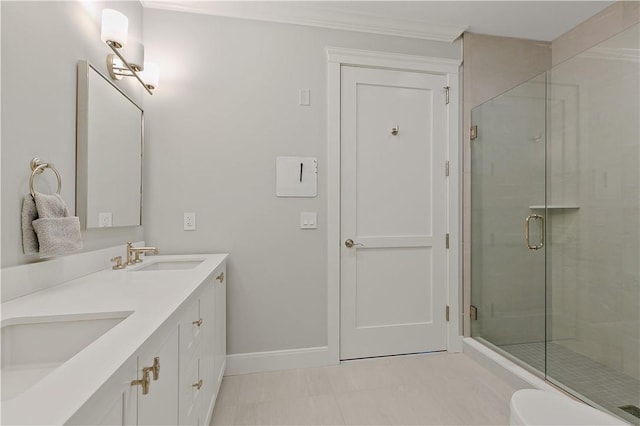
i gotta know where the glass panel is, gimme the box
[547,24,640,424]
[471,73,547,373]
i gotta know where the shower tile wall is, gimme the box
[547,25,640,385]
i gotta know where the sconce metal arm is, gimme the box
[106,40,153,95]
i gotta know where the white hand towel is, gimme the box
[28,192,83,258]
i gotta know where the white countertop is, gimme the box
[1,253,228,425]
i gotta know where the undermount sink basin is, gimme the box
[129,259,205,272]
[1,311,132,400]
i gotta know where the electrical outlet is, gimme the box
[184,212,196,231]
[98,212,112,228]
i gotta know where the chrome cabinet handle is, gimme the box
[192,379,203,390]
[344,239,364,248]
[391,125,400,136]
[192,318,203,327]
[216,272,224,282]
[525,214,544,250]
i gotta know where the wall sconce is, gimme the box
[101,9,158,94]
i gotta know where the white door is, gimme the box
[340,65,448,360]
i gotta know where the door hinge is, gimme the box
[445,305,450,322]
[470,305,478,321]
[445,233,450,249]
[470,125,478,140]
[444,86,450,104]
[445,160,450,177]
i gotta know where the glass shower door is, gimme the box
[470,73,547,372]
[546,24,640,424]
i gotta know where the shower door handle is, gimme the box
[525,214,544,250]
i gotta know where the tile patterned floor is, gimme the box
[501,342,640,425]
[210,352,518,425]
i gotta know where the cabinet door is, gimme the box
[213,266,227,389]
[179,297,203,426]
[179,357,202,426]
[199,275,216,424]
[137,325,179,426]
[66,357,137,425]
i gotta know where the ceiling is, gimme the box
[142,1,614,42]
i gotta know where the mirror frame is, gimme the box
[76,60,144,229]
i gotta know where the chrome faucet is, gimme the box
[126,242,159,266]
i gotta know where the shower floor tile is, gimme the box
[501,341,640,425]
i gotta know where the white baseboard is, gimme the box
[225,346,332,375]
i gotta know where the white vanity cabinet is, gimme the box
[180,263,227,426]
[60,257,227,426]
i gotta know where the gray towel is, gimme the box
[21,192,83,257]
[32,217,82,257]
[21,194,39,254]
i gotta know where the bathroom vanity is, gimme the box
[1,254,227,425]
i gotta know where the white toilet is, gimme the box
[510,389,628,425]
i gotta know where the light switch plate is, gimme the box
[300,212,317,229]
[299,89,310,106]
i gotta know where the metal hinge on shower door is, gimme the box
[469,305,478,321]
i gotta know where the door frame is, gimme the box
[326,47,462,363]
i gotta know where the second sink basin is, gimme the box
[1,311,132,400]
[129,259,205,272]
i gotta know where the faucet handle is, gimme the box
[111,256,125,270]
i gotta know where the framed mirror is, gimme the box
[76,61,143,229]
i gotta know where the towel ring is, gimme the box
[29,157,62,198]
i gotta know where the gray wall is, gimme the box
[142,9,461,355]
[1,1,144,268]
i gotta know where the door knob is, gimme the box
[345,239,363,248]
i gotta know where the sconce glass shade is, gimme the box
[121,41,144,71]
[101,9,128,48]
[140,62,160,90]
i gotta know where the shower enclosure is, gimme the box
[471,24,639,424]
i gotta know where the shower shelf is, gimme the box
[529,205,580,210]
